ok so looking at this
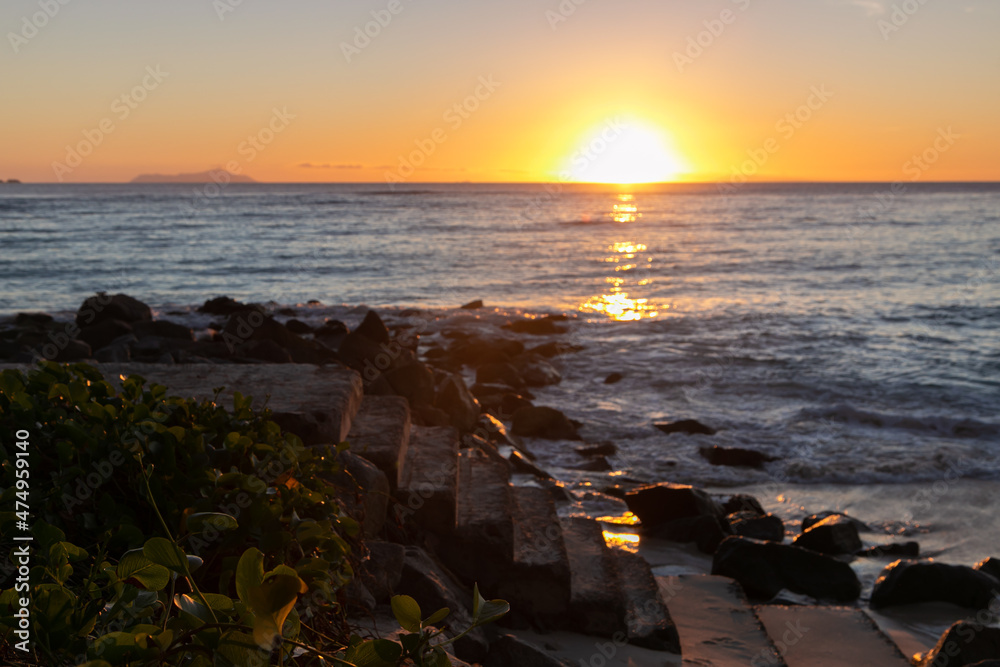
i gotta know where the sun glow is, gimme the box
[565,120,687,184]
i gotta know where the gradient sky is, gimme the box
[1,0,998,183]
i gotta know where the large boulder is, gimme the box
[359,541,405,603]
[132,320,196,341]
[728,512,784,543]
[330,453,390,538]
[649,515,733,554]
[476,362,525,389]
[917,621,1000,667]
[77,319,133,351]
[434,374,481,432]
[354,310,390,344]
[384,361,436,406]
[654,419,717,436]
[511,406,580,440]
[870,560,1000,610]
[802,511,869,533]
[792,514,863,555]
[513,356,562,387]
[976,558,1000,581]
[712,536,862,602]
[624,483,725,528]
[76,293,152,327]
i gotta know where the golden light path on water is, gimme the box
[581,193,666,322]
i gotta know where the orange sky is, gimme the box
[1,0,998,183]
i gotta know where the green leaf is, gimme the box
[391,595,422,632]
[116,552,170,592]
[235,547,265,607]
[142,537,189,575]
[422,607,450,628]
[471,583,509,626]
[172,593,213,624]
[217,630,271,667]
[186,512,239,534]
[344,638,403,667]
[246,574,307,649]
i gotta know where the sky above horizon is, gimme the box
[1,0,998,184]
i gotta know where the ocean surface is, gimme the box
[2,182,998,498]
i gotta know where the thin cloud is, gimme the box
[835,0,885,16]
[298,162,363,169]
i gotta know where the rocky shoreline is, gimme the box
[3,292,999,666]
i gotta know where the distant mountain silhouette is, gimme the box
[130,171,257,184]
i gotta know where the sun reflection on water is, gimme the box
[603,531,640,553]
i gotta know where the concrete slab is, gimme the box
[657,574,781,667]
[397,425,459,534]
[561,517,627,638]
[613,550,681,653]
[346,395,411,488]
[755,605,909,667]
[447,450,514,586]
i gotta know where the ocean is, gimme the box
[2,181,998,567]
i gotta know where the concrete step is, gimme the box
[612,549,681,653]
[657,574,782,667]
[346,395,411,488]
[497,485,571,617]
[560,517,627,639]
[92,362,363,444]
[755,605,910,667]
[396,425,460,534]
[446,449,515,586]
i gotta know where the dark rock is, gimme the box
[339,329,412,379]
[511,406,580,440]
[503,317,568,335]
[577,443,617,457]
[856,542,920,558]
[76,293,152,327]
[802,512,869,533]
[78,319,133,351]
[509,451,552,480]
[434,374,481,432]
[448,336,525,368]
[870,560,1000,610]
[397,547,488,663]
[513,357,562,387]
[93,336,135,363]
[316,320,349,337]
[793,515,864,555]
[132,320,196,341]
[728,512,784,542]
[604,372,624,384]
[199,296,249,315]
[53,339,92,362]
[501,393,533,417]
[976,558,1000,581]
[411,405,452,427]
[343,579,376,613]
[573,457,612,472]
[476,362,525,389]
[223,310,336,365]
[613,549,682,652]
[243,340,294,364]
[483,635,565,667]
[355,310,391,344]
[712,536,862,602]
[360,541,405,603]
[723,494,767,516]
[529,341,584,358]
[330,452,390,538]
[284,319,313,335]
[700,446,777,469]
[648,515,733,554]
[14,312,53,327]
[384,361,436,406]
[624,483,725,528]
[918,621,1000,667]
[654,419,717,436]
[460,299,484,310]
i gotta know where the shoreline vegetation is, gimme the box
[2,292,999,666]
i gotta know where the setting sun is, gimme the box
[564,120,688,184]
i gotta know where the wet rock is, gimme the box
[509,451,552,480]
[573,457,612,472]
[360,541,405,603]
[856,542,920,558]
[604,372,624,384]
[700,446,777,469]
[14,313,53,327]
[654,419,717,436]
[243,340,294,364]
[792,514,864,555]
[132,320,196,341]
[448,336,525,368]
[976,558,1000,580]
[501,393,533,417]
[503,317,568,335]
[728,512,784,542]
[316,319,349,337]
[284,319,313,335]
[514,356,562,387]
[917,621,1000,667]
[870,560,1000,610]
[723,494,767,516]
[483,635,565,667]
[53,339,92,362]
[802,512,869,533]
[511,406,580,440]
[199,296,250,315]
[649,515,733,554]
[78,319,133,351]
[460,299,484,310]
[577,443,617,457]
[76,293,152,327]
[713,536,862,602]
[434,373,481,432]
[355,310,391,344]
[529,341,584,358]
[476,362,525,389]
[384,361,436,406]
[339,328,412,378]
[625,483,725,528]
